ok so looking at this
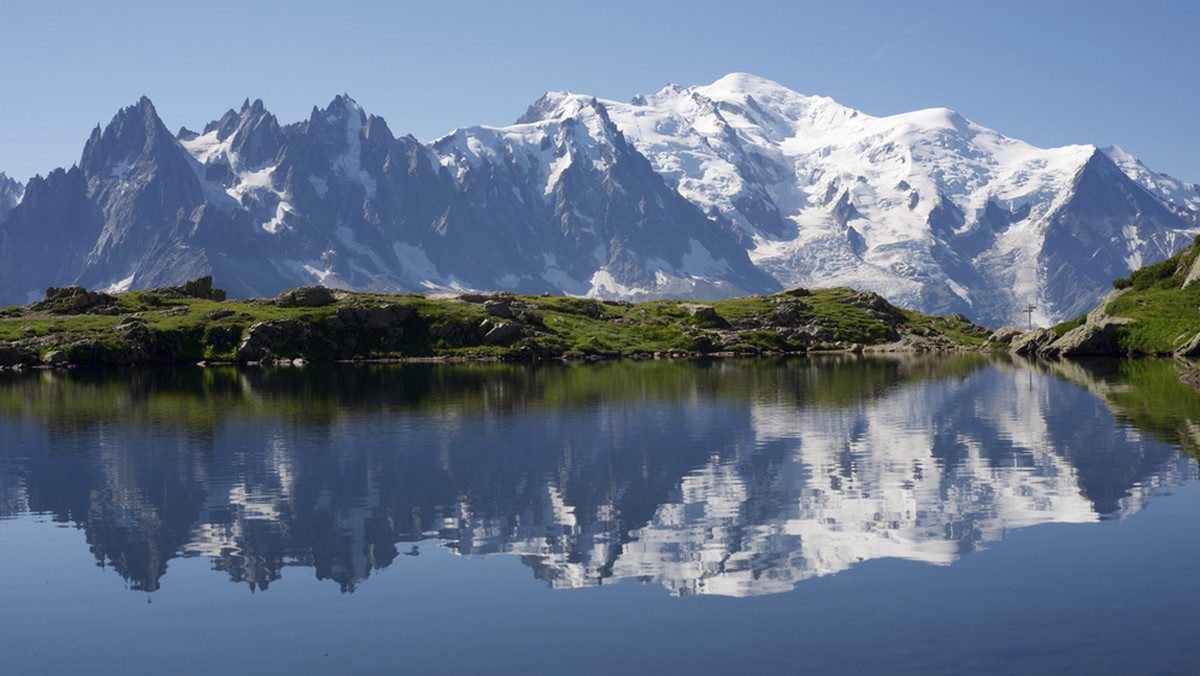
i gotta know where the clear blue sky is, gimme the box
[2,0,1198,185]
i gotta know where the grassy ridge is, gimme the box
[0,283,991,367]
[1069,235,1200,355]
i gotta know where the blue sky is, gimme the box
[2,0,1198,185]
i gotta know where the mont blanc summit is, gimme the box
[1,74,1196,326]
[597,73,1200,326]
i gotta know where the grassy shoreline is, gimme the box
[0,279,991,369]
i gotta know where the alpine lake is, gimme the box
[1,354,1198,675]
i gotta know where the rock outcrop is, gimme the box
[29,287,120,315]
[1012,289,1133,358]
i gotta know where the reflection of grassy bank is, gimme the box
[1106,360,1200,460]
[1023,356,1200,460]
[0,354,993,432]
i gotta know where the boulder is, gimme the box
[1009,328,1058,356]
[178,276,226,301]
[1086,288,1130,325]
[1040,321,1120,357]
[275,286,335,308]
[481,319,521,344]
[0,345,29,367]
[839,291,904,324]
[237,319,308,361]
[988,326,1025,345]
[484,299,513,318]
[203,325,242,353]
[1175,331,1200,358]
[679,303,717,319]
[773,300,812,326]
[778,287,812,298]
[515,309,544,325]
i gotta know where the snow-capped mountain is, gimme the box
[1,75,1197,325]
[431,92,774,298]
[595,74,1200,325]
[0,93,772,304]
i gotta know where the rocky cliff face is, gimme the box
[0,173,21,223]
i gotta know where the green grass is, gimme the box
[898,310,989,346]
[1111,238,1200,291]
[0,284,991,366]
[1106,283,1200,354]
[1052,314,1088,337]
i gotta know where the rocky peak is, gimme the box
[0,172,23,221]
[80,96,176,179]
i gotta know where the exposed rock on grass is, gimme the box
[0,279,991,368]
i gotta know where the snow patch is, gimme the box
[545,150,572,196]
[541,267,590,295]
[945,278,973,306]
[679,239,731,277]
[262,202,292,234]
[334,226,390,275]
[277,259,333,285]
[103,270,138,293]
[587,269,653,298]
[393,242,444,287]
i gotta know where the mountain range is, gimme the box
[2,74,1198,326]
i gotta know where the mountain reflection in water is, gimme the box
[0,355,1195,597]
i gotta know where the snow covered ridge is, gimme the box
[577,73,1200,326]
[0,75,1197,326]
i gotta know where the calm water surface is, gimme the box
[1,355,1198,674]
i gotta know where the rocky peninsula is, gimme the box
[0,277,993,369]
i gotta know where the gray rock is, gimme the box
[484,299,513,318]
[839,291,903,324]
[0,345,28,366]
[177,276,226,301]
[275,286,335,308]
[515,309,544,325]
[1040,321,1119,357]
[481,319,521,344]
[1010,328,1058,356]
[1086,288,1130,325]
[429,320,470,340]
[237,319,308,361]
[773,300,812,326]
[42,350,68,366]
[31,287,119,315]
[1175,332,1200,358]
[679,303,717,319]
[778,287,812,298]
[989,326,1025,345]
